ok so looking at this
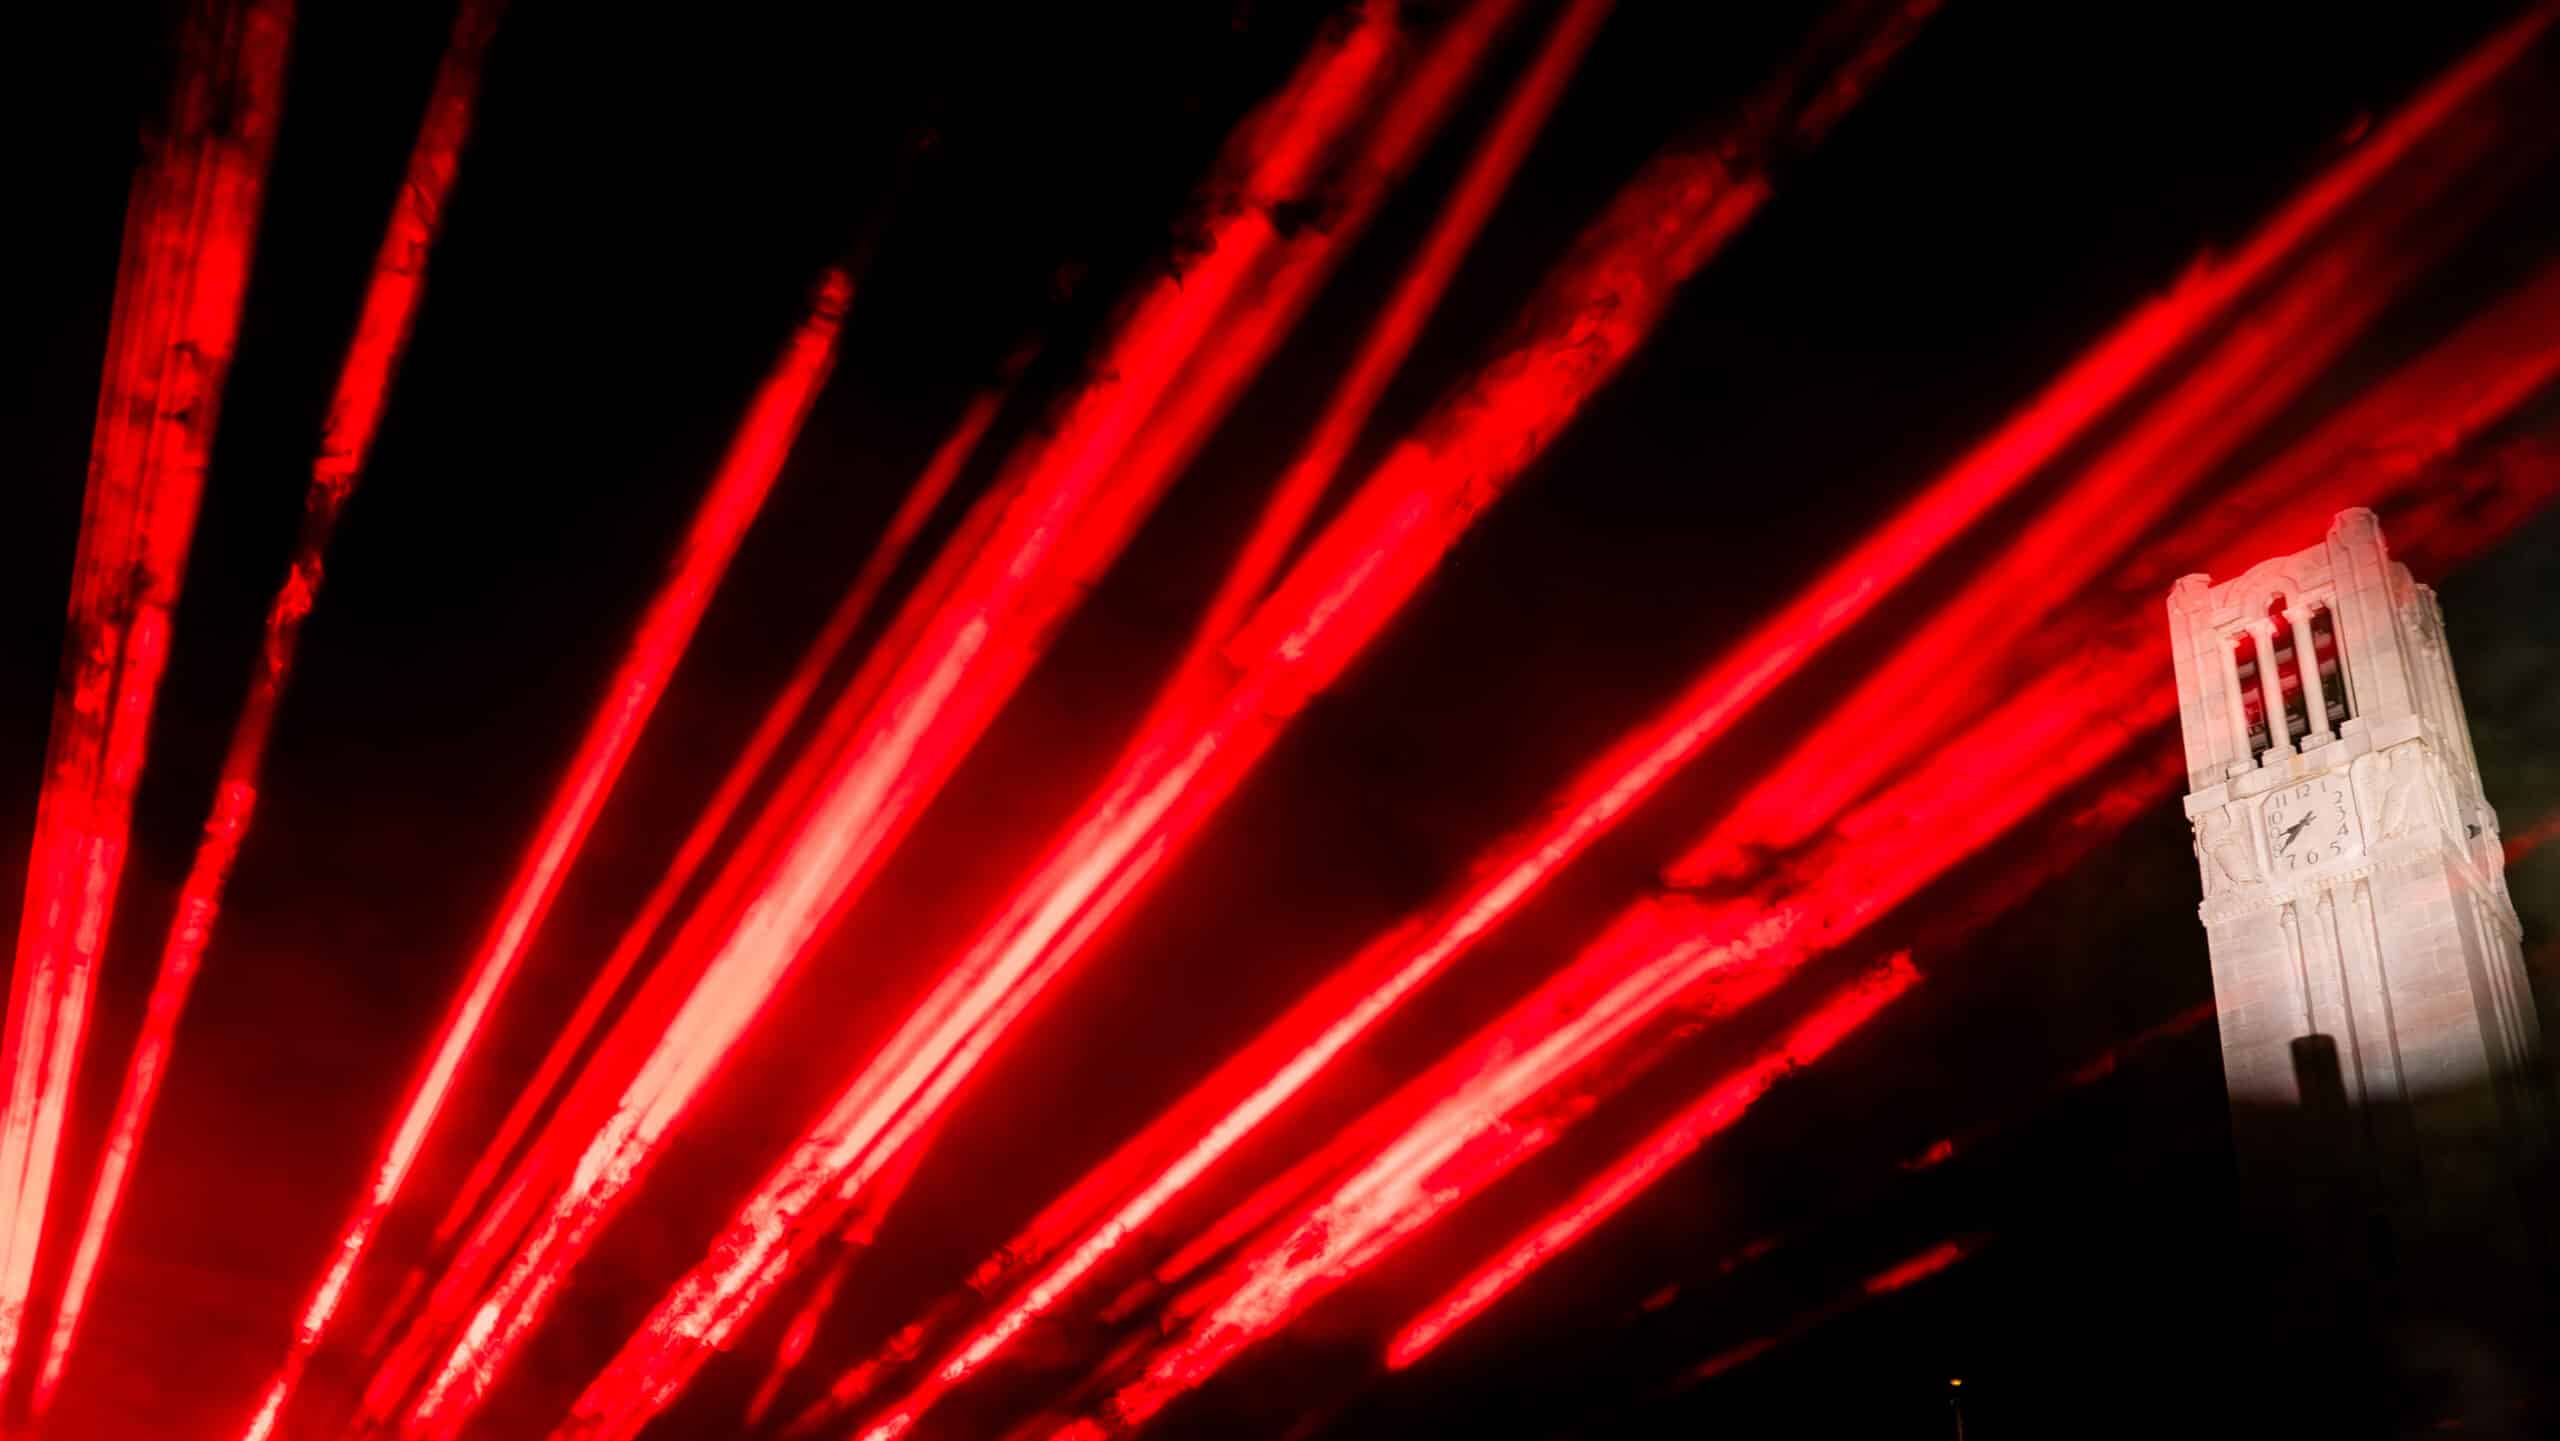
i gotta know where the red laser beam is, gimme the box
[1685,1235,1990,1382]
[360,332,1016,1375]
[352,357,1014,1407]
[1179,0,1612,663]
[1040,238,2560,1441]
[852,0,2541,1402]
[1864,1238,1973,1294]
[1094,0,1539,645]
[1208,399,2549,1441]
[538,9,1763,1434]
[1672,1003,2215,1315]
[2102,262,2560,668]
[2502,807,2560,869]
[346,290,978,1436]
[0,0,291,1393]
[773,12,1947,1437]
[1400,275,2560,1374]
[1385,755,2210,1373]
[374,9,1432,1430]
[884,12,2555,1428]
[1385,953,1921,1368]
[435,361,1011,1257]
[1678,71,2529,889]
[33,0,504,1413]
[240,264,853,1441]
[619,5,1955,1433]
[0,3,2543,1437]
[1895,997,2217,1178]
[1064,904,1809,1437]
[736,0,1614,1419]
[1061,662,2140,1435]
[1382,952,1925,1371]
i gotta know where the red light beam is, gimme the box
[430,360,1011,1259]
[1567,318,2560,1371]
[1062,900,1812,1438]
[0,0,291,1392]
[629,7,1954,1436]
[1077,794,2046,1428]
[377,8,1428,1430]
[352,357,1013,1412]
[34,0,504,1414]
[1684,1235,1990,1383]
[1048,355,2560,1441]
[1677,82,2527,889]
[747,0,1615,1418]
[1385,953,1921,1368]
[777,11,1942,1437]
[241,264,853,1441]
[1179,0,1611,660]
[882,11,2547,1415]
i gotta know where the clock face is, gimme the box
[2262,772,2362,878]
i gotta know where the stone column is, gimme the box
[2280,901,2314,1038]
[2248,616,2291,758]
[2219,631,2257,773]
[2324,509,2415,723]
[2169,576,2219,787]
[2288,605,2332,747]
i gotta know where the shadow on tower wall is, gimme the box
[2212,1040,2556,1441]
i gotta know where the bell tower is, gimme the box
[2167,507,2545,1280]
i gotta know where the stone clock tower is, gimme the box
[2167,508,2546,1282]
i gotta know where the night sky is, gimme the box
[4,3,2557,1439]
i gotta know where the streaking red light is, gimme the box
[1083,616,2160,1429]
[427,361,1010,1260]
[1687,1235,1990,1381]
[757,0,1607,1415]
[817,12,2546,1430]
[2504,808,2560,868]
[785,11,1943,1438]
[547,5,1810,1432]
[1679,103,2520,888]
[350,360,1014,1421]
[380,9,1429,1430]
[1368,258,2560,1386]
[0,0,291,1395]
[34,0,505,1414]
[11,3,2557,1436]
[1385,953,1921,1368]
[1042,212,2560,1441]
[248,263,853,1441]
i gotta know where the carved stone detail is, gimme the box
[2356,741,2442,844]
[2194,802,2259,897]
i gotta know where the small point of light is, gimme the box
[1949,1377,1963,1388]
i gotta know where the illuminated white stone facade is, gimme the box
[2168,507,2543,1258]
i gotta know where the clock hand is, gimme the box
[2277,811,2316,850]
